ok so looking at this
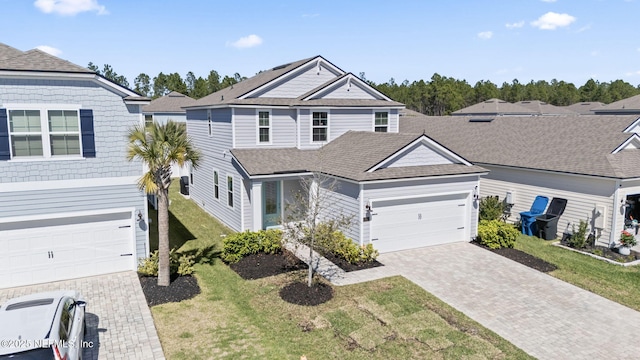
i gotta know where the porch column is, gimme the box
[252,181,263,231]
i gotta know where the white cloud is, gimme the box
[477,31,493,40]
[36,45,62,56]
[506,21,525,29]
[228,34,263,49]
[531,12,576,30]
[34,0,108,16]
[625,70,640,76]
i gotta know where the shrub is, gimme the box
[568,219,588,249]
[310,225,379,264]
[360,243,379,263]
[221,229,283,263]
[479,196,505,221]
[477,219,519,249]
[138,249,196,276]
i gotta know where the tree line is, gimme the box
[89,62,640,115]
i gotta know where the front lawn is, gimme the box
[149,185,532,359]
[515,235,640,311]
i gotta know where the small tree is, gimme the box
[282,172,351,287]
[127,120,201,286]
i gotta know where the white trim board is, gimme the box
[0,176,140,192]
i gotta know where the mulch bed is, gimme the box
[559,240,640,263]
[473,242,558,273]
[229,250,308,280]
[138,274,201,306]
[279,281,334,306]
[317,250,383,272]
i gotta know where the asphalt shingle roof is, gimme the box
[231,131,486,181]
[595,94,640,113]
[452,98,535,116]
[0,44,91,73]
[142,91,197,113]
[515,100,578,115]
[399,113,640,178]
[564,102,604,115]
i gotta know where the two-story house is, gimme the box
[0,43,150,289]
[185,56,487,253]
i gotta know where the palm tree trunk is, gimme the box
[157,187,170,286]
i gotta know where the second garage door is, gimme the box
[371,193,469,253]
[0,212,136,289]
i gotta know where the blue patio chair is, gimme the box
[519,196,549,236]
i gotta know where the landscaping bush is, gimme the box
[138,249,196,276]
[308,223,379,264]
[568,219,589,249]
[479,196,505,221]
[221,229,283,263]
[477,219,519,249]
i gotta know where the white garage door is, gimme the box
[371,193,469,253]
[0,212,135,289]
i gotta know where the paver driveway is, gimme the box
[0,271,165,360]
[375,242,640,360]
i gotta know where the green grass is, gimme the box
[150,185,532,359]
[515,235,640,311]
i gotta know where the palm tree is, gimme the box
[127,120,201,286]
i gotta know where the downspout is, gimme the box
[610,180,622,246]
[296,108,300,148]
[359,183,364,246]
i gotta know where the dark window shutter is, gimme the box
[0,109,9,160]
[79,109,96,158]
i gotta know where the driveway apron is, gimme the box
[378,242,640,360]
[0,271,165,360]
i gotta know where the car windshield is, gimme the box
[0,347,54,360]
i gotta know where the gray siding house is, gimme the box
[0,43,150,289]
[400,112,640,249]
[186,56,487,253]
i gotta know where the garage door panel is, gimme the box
[372,193,469,253]
[0,214,135,289]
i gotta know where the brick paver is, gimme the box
[376,243,640,360]
[0,272,165,360]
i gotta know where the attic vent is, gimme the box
[469,118,494,123]
[272,63,291,71]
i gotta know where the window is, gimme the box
[258,111,270,143]
[208,112,212,137]
[144,114,153,128]
[312,111,328,142]
[374,112,388,132]
[8,108,82,158]
[213,170,219,199]
[227,175,234,208]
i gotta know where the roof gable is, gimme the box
[369,135,470,172]
[612,134,640,154]
[0,48,91,73]
[240,56,344,99]
[301,73,390,101]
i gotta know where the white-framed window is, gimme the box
[312,111,328,142]
[213,169,219,200]
[207,111,212,137]
[7,105,82,159]
[374,111,388,132]
[227,175,234,208]
[257,110,271,144]
[144,114,153,128]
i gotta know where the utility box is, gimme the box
[180,176,190,196]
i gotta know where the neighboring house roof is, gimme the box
[564,102,605,115]
[399,114,640,179]
[0,44,91,73]
[452,98,535,116]
[514,100,578,115]
[142,91,197,113]
[594,94,640,114]
[231,131,486,182]
[186,56,403,109]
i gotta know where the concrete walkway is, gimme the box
[0,272,165,360]
[296,242,640,360]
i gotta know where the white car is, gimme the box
[0,290,87,360]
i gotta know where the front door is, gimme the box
[262,181,281,229]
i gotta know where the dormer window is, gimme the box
[374,112,388,132]
[312,111,328,142]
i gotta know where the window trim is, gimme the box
[4,103,83,160]
[144,114,154,128]
[310,110,329,143]
[213,169,220,200]
[256,109,272,144]
[373,110,389,133]
[227,175,234,208]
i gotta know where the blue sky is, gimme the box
[4,0,640,87]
